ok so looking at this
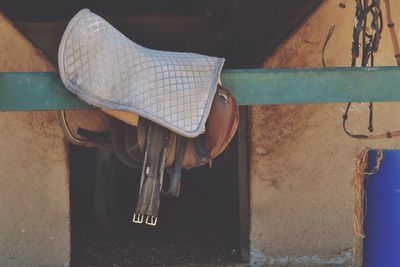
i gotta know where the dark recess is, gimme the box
[69,140,240,266]
[3,0,322,67]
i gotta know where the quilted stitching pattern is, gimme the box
[58,9,224,138]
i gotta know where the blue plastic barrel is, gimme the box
[363,149,400,267]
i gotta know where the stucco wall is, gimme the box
[249,1,400,266]
[0,13,70,267]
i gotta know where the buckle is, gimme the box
[145,215,158,226]
[132,213,144,224]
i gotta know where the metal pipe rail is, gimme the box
[1,67,399,110]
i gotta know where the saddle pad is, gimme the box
[58,9,225,138]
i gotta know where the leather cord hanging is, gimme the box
[384,0,400,66]
[343,0,400,139]
[321,0,347,67]
[342,0,390,140]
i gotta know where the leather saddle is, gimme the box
[58,9,239,226]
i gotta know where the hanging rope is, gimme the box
[352,147,383,267]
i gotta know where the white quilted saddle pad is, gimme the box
[58,9,225,138]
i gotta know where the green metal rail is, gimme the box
[0,67,400,110]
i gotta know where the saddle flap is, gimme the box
[121,86,239,169]
[59,109,112,147]
[58,9,225,138]
[204,86,239,158]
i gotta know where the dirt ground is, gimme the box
[69,143,241,267]
[71,222,241,267]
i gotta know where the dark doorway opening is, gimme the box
[69,136,240,266]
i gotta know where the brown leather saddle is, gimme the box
[112,85,238,225]
[58,9,239,226]
[62,85,238,226]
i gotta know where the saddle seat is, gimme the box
[59,9,224,138]
[58,9,239,226]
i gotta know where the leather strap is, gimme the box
[77,128,111,140]
[194,135,211,164]
[344,0,400,140]
[343,0,390,140]
[59,110,111,146]
[111,119,142,169]
[169,135,188,197]
[384,0,400,66]
[133,121,169,226]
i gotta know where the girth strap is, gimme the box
[169,136,187,197]
[193,135,211,164]
[133,121,169,226]
[168,134,210,197]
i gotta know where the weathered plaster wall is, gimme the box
[0,13,70,267]
[250,1,400,266]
